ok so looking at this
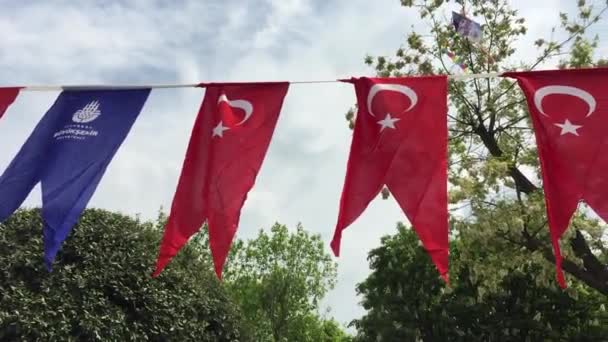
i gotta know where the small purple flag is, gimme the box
[452,11,482,43]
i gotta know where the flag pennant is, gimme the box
[153,82,289,279]
[452,11,482,43]
[0,87,21,120]
[0,89,150,269]
[504,68,608,287]
[331,76,449,282]
[445,50,469,73]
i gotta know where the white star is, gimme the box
[212,121,230,137]
[377,113,400,131]
[554,119,582,136]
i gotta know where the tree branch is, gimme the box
[473,120,538,194]
[522,230,608,295]
[570,229,608,283]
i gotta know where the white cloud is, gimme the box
[252,0,312,49]
[0,0,602,333]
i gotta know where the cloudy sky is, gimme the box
[1,0,606,329]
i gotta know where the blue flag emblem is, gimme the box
[0,89,150,269]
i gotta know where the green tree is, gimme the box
[319,318,354,342]
[0,208,243,341]
[351,0,608,295]
[351,224,608,341]
[222,223,347,341]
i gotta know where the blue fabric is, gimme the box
[0,89,150,269]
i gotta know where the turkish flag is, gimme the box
[0,87,21,120]
[504,68,608,287]
[331,76,449,281]
[153,82,289,279]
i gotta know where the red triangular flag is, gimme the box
[0,87,21,120]
[331,76,449,282]
[504,67,608,288]
[153,82,289,279]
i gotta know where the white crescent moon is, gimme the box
[367,83,418,117]
[218,94,254,125]
[534,85,596,118]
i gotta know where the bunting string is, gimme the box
[14,72,503,91]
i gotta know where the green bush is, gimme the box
[0,208,244,341]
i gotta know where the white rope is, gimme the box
[23,83,200,91]
[448,72,502,80]
[16,72,505,91]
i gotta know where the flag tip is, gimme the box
[441,273,449,285]
[214,268,224,281]
[151,260,167,278]
[330,239,340,257]
[43,257,54,272]
[557,270,567,289]
[555,257,567,288]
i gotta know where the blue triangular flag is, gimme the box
[0,89,150,269]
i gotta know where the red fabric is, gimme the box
[504,68,608,288]
[0,87,21,119]
[153,82,289,279]
[331,76,449,281]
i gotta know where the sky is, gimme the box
[0,0,606,330]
